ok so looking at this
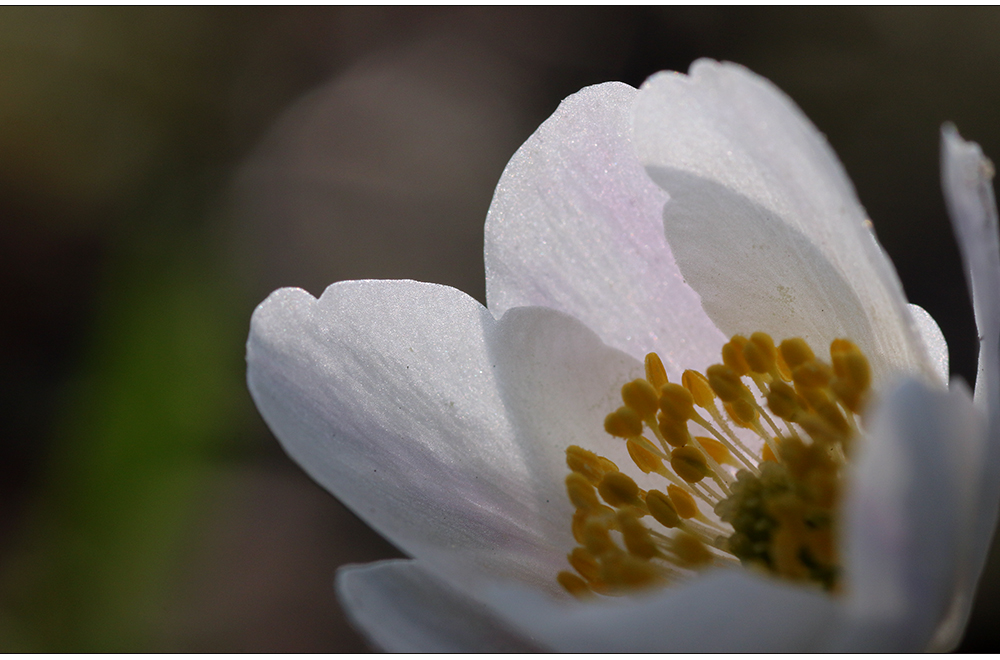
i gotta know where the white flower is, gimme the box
[245,60,1000,651]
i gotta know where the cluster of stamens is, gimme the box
[557,332,871,598]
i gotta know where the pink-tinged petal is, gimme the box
[484,81,725,376]
[247,279,641,596]
[336,560,539,652]
[488,569,838,652]
[835,378,984,651]
[633,60,937,387]
[935,124,1000,649]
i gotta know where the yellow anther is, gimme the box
[725,398,758,428]
[601,553,661,591]
[796,414,840,445]
[646,489,681,528]
[657,413,690,448]
[581,517,617,556]
[768,495,810,581]
[695,435,734,466]
[627,439,664,474]
[672,532,713,567]
[792,360,833,388]
[667,484,699,519]
[645,352,669,391]
[618,510,659,559]
[670,445,711,483]
[705,364,746,403]
[830,339,870,414]
[831,379,863,415]
[775,349,793,381]
[682,369,716,408]
[806,526,836,568]
[798,385,832,415]
[566,472,601,510]
[566,329,866,593]
[659,383,695,422]
[622,379,660,419]
[780,337,815,370]
[572,507,612,544]
[814,400,850,436]
[572,509,588,543]
[568,546,601,583]
[604,406,643,438]
[558,571,594,599]
[831,339,871,392]
[598,471,641,508]
[722,335,751,376]
[744,332,778,375]
[566,445,614,484]
[767,381,802,421]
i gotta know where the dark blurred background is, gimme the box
[0,7,997,651]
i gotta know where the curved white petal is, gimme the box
[489,569,838,652]
[633,60,936,387]
[484,81,725,375]
[942,125,1000,418]
[336,559,539,652]
[909,304,949,384]
[834,378,983,651]
[937,124,1000,649]
[246,279,641,595]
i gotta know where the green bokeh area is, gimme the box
[0,8,275,650]
[2,6,1000,652]
[3,246,245,650]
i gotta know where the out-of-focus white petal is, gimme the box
[909,304,949,384]
[834,379,983,651]
[336,559,539,652]
[489,569,838,652]
[633,60,935,387]
[937,124,1000,649]
[485,81,725,375]
[247,279,640,595]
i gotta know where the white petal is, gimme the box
[909,303,949,384]
[484,81,725,375]
[489,569,838,652]
[941,124,1000,415]
[336,560,539,652]
[834,378,983,651]
[246,279,641,595]
[633,60,936,387]
[937,124,1000,649]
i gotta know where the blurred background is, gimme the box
[0,6,997,651]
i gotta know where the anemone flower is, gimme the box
[246,60,1000,651]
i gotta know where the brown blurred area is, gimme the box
[1,7,999,651]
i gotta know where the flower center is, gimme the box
[557,333,871,598]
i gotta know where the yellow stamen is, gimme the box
[559,335,872,597]
[622,379,660,419]
[605,407,643,438]
[667,484,699,519]
[722,335,752,376]
[597,471,642,508]
[557,571,593,599]
[646,489,681,528]
[566,445,616,484]
[627,438,664,474]
[568,546,601,582]
[645,352,669,391]
[670,445,710,483]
